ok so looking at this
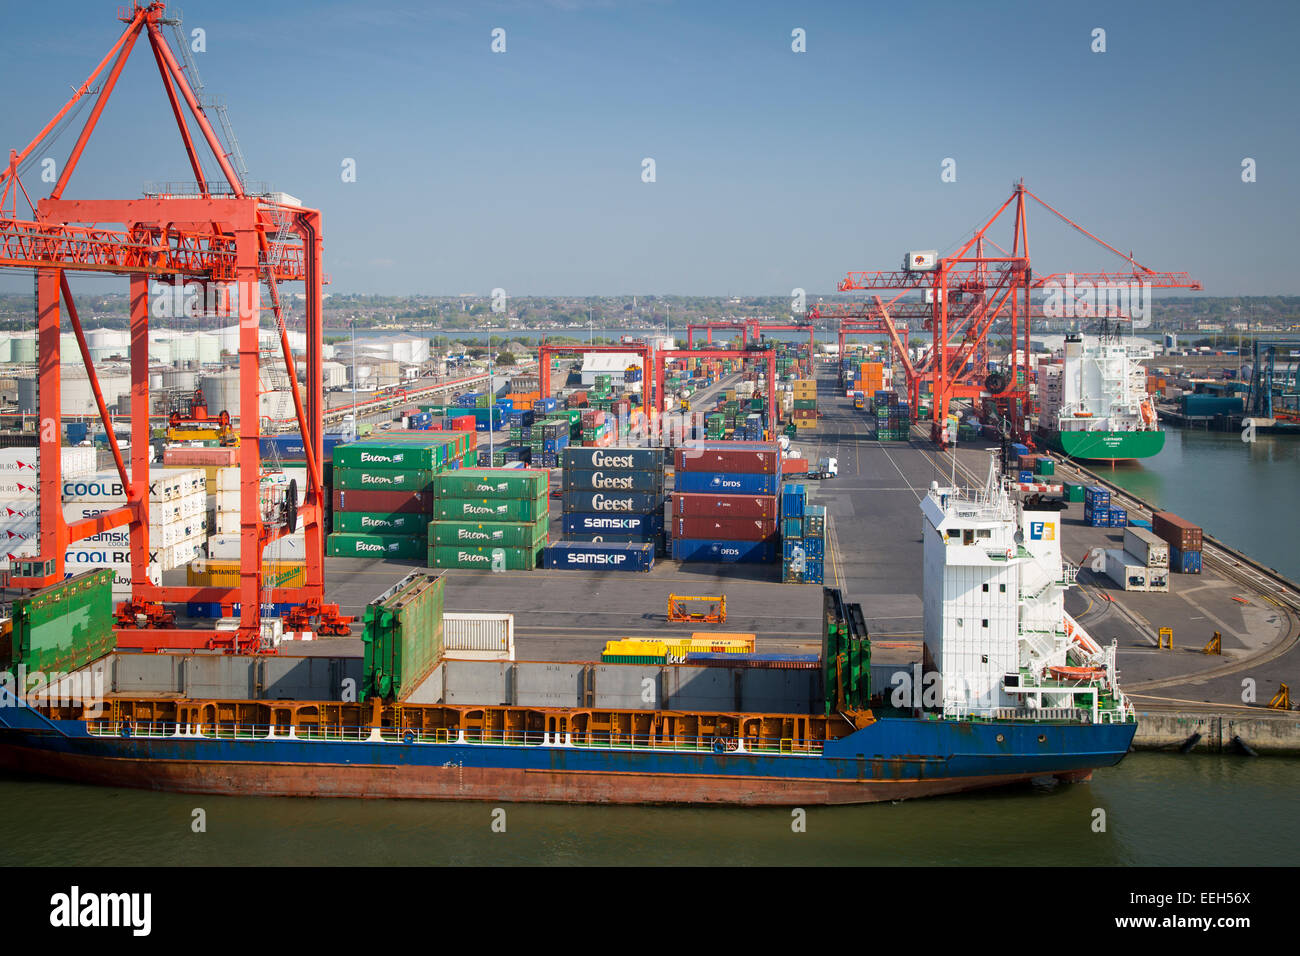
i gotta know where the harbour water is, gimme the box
[0,754,1293,865]
[1091,427,1300,582]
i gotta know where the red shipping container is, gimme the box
[674,442,780,474]
[670,492,778,520]
[452,415,476,431]
[332,488,435,514]
[1152,511,1203,552]
[673,515,778,541]
[781,458,809,475]
[163,446,238,466]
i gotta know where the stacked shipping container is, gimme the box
[791,378,817,431]
[427,468,549,570]
[779,484,824,584]
[670,442,780,563]
[1152,511,1203,574]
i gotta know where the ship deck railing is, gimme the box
[85,721,828,755]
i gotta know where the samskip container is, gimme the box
[561,512,663,535]
[543,541,655,571]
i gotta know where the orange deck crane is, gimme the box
[836,182,1202,448]
[0,2,348,650]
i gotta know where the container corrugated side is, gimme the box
[442,612,514,660]
[433,468,548,500]
[562,447,665,472]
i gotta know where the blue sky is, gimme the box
[1,0,1297,296]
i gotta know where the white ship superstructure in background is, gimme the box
[1035,333,1164,460]
[920,458,1132,723]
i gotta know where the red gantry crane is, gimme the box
[0,2,348,650]
[836,182,1201,447]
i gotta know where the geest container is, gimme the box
[674,471,779,496]
[562,512,663,536]
[333,489,435,515]
[562,469,664,493]
[673,442,780,474]
[442,611,515,661]
[669,492,777,520]
[560,490,661,514]
[670,538,778,563]
[1152,512,1203,553]
[543,541,654,572]
[1123,526,1169,568]
[563,447,665,472]
[673,515,778,542]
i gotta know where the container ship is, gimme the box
[1035,333,1164,461]
[0,466,1136,805]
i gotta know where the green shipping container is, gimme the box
[333,441,444,471]
[361,570,445,702]
[327,532,426,559]
[11,569,116,674]
[334,466,433,492]
[1062,482,1086,502]
[428,519,547,548]
[793,399,818,410]
[333,511,428,535]
[1036,458,1055,477]
[427,543,542,571]
[432,470,548,500]
[432,494,548,522]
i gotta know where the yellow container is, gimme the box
[187,560,306,589]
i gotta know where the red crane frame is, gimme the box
[539,343,654,408]
[836,182,1202,447]
[0,2,337,650]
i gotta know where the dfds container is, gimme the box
[673,442,780,474]
[670,538,779,563]
[543,541,654,572]
[669,493,777,520]
[561,490,661,514]
[674,471,779,495]
[562,512,663,536]
[563,447,665,472]
[362,570,445,702]
[673,516,778,542]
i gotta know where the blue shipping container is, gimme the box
[562,531,661,547]
[259,434,346,460]
[561,490,662,514]
[543,541,654,571]
[186,601,296,619]
[562,512,664,536]
[1170,547,1203,574]
[782,517,803,538]
[670,538,778,563]
[674,471,779,495]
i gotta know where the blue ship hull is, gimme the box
[0,707,1136,805]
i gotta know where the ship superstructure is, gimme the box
[1036,333,1164,460]
[921,460,1132,725]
